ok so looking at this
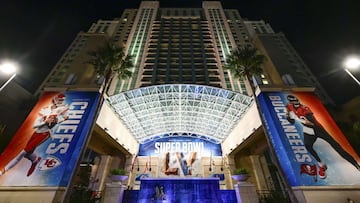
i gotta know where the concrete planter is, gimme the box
[231,174,249,182]
[110,175,128,183]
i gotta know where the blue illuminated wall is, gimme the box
[123,178,236,203]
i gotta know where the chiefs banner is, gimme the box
[0,91,99,187]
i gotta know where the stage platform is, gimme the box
[123,178,236,203]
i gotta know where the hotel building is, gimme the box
[1,1,358,203]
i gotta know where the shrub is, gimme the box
[110,168,126,175]
[233,168,249,175]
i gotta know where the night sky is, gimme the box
[0,0,359,105]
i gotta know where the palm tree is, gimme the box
[224,45,266,95]
[87,40,133,96]
[225,46,298,203]
[66,41,133,202]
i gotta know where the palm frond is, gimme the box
[225,46,266,79]
[86,40,133,81]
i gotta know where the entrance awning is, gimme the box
[107,84,253,144]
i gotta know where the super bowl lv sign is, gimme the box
[138,137,222,157]
[257,91,360,186]
[138,137,222,178]
[0,91,99,187]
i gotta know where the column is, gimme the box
[234,182,259,203]
[102,183,126,203]
[249,155,268,191]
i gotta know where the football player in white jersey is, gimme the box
[0,93,69,177]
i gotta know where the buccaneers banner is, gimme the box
[0,91,99,187]
[257,91,360,186]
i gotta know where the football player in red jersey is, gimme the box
[286,95,360,179]
[0,93,69,177]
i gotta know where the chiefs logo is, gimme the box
[38,156,62,171]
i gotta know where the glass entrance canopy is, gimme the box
[107,84,253,144]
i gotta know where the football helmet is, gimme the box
[52,93,66,106]
[287,95,300,107]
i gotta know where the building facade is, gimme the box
[1,1,358,203]
[0,82,35,153]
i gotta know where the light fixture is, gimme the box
[347,198,354,203]
[343,56,360,86]
[0,60,18,92]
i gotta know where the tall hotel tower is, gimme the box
[3,2,358,203]
[37,1,331,103]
